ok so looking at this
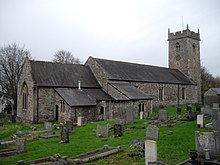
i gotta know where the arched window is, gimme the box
[22,82,28,109]
[175,42,181,49]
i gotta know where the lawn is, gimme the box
[0,107,210,165]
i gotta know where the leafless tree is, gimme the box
[0,43,31,111]
[53,50,81,64]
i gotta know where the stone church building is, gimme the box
[17,26,201,124]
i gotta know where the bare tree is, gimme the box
[53,50,81,64]
[0,43,31,111]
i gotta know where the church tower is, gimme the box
[168,25,201,102]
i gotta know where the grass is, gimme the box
[0,107,211,165]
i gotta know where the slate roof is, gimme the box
[55,88,113,107]
[92,57,196,85]
[204,88,220,96]
[30,60,100,88]
[109,83,153,100]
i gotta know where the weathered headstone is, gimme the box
[126,109,134,124]
[186,105,192,113]
[146,125,159,141]
[158,110,168,121]
[212,109,220,131]
[77,116,86,126]
[96,125,109,138]
[16,138,26,153]
[66,120,73,131]
[145,140,157,165]
[197,114,204,128]
[114,118,126,126]
[212,103,219,108]
[44,121,52,131]
[196,104,201,113]
[188,112,197,121]
[113,124,123,137]
[195,131,216,157]
[140,111,144,120]
[60,126,69,143]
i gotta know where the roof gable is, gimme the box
[30,60,100,88]
[93,57,196,85]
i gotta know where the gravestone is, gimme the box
[145,140,157,165]
[16,138,26,153]
[214,131,220,155]
[177,107,181,115]
[196,104,201,113]
[195,131,216,157]
[197,114,204,128]
[60,126,69,143]
[212,108,220,131]
[66,120,73,131]
[44,121,52,131]
[158,110,168,121]
[126,109,134,124]
[113,124,123,137]
[140,111,144,120]
[77,116,86,126]
[188,112,197,121]
[212,103,219,108]
[96,125,109,138]
[114,118,126,126]
[186,105,192,113]
[146,125,159,141]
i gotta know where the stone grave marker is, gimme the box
[96,125,109,138]
[197,114,204,128]
[44,121,52,131]
[177,107,181,115]
[158,110,168,121]
[146,125,159,141]
[195,131,216,157]
[212,103,219,108]
[16,137,26,153]
[140,111,144,120]
[188,112,197,121]
[77,116,86,126]
[66,120,73,131]
[113,124,123,137]
[196,104,201,113]
[114,118,126,126]
[186,104,192,113]
[60,126,69,143]
[212,109,220,132]
[126,109,134,124]
[145,140,157,165]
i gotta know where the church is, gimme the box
[16,26,201,124]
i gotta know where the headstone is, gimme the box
[186,105,192,113]
[44,121,52,131]
[96,125,109,138]
[196,104,201,113]
[126,109,134,124]
[140,111,144,120]
[66,120,73,131]
[146,125,159,141]
[77,116,86,126]
[114,118,126,126]
[16,138,26,153]
[212,109,220,131]
[60,126,69,143]
[212,103,219,108]
[113,124,123,137]
[158,110,168,121]
[195,131,216,157]
[197,114,204,128]
[145,140,157,165]
[188,112,197,121]
[177,107,181,115]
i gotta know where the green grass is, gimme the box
[0,108,211,165]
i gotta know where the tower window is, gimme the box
[192,43,196,52]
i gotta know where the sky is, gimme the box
[0,0,220,76]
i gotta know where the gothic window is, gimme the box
[60,100,65,112]
[182,88,186,100]
[175,42,181,51]
[22,82,28,109]
[158,87,164,101]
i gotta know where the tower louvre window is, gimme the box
[175,42,181,51]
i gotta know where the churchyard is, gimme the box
[0,106,217,165]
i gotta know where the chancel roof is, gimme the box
[92,57,196,85]
[30,60,100,88]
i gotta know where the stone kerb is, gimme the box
[145,140,157,165]
[96,125,109,138]
[16,137,26,153]
[158,110,168,121]
[44,121,52,131]
[146,125,159,141]
[197,114,204,128]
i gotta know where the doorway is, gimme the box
[55,105,59,122]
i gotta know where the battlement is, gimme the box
[168,25,200,41]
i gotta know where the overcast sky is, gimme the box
[0,0,220,76]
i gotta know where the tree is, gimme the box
[0,43,31,111]
[53,50,81,64]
